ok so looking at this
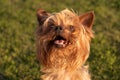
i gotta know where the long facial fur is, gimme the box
[36,9,94,80]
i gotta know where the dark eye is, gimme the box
[50,25,55,28]
[69,25,75,32]
[48,23,55,28]
[48,19,55,28]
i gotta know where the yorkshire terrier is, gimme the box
[36,8,95,80]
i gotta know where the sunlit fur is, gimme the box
[36,9,94,80]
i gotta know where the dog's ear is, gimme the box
[37,9,50,25]
[79,11,94,29]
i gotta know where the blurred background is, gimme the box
[0,0,120,80]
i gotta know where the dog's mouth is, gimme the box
[53,36,68,48]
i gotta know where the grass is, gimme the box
[0,0,120,80]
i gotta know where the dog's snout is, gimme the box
[55,26,63,32]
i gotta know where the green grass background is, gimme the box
[0,0,120,80]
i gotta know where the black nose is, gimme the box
[55,26,63,32]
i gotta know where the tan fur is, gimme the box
[36,9,94,80]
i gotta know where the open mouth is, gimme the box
[53,36,68,48]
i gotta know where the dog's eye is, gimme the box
[50,25,55,28]
[48,23,55,28]
[69,25,75,32]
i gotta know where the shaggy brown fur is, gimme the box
[36,9,95,80]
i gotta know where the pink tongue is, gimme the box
[54,40,65,45]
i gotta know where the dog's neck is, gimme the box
[40,66,91,80]
[38,41,91,80]
[40,46,91,80]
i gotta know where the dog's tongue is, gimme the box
[54,40,65,46]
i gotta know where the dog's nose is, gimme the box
[55,26,63,32]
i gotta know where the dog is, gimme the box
[36,8,95,80]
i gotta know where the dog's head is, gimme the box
[36,9,94,68]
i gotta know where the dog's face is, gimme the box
[36,9,94,68]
